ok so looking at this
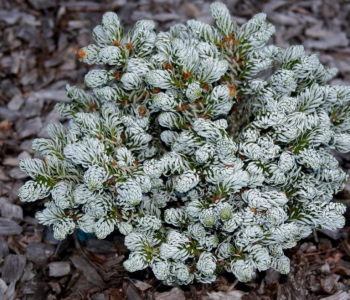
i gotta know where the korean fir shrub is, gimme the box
[18,2,350,284]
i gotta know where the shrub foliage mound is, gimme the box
[19,3,350,284]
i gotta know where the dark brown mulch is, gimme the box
[1,0,350,299]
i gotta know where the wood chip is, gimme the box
[28,0,56,10]
[70,255,106,288]
[0,9,22,25]
[320,229,340,240]
[126,283,143,300]
[265,268,281,284]
[0,278,7,295]
[0,236,9,259]
[85,239,115,254]
[204,290,246,300]
[0,120,11,130]
[8,167,28,179]
[130,279,152,291]
[4,282,16,300]
[91,294,105,300]
[181,3,201,18]
[1,254,26,284]
[0,203,23,220]
[321,274,340,293]
[155,288,186,300]
[49,261,71,277]
[26,242,55,266]
[7,94,24,111]
[32,89,69,102]
[320,291,350,300]
[16,117,43,139]
[2,157,20,166]
[19,281,50,299]
[22,95,44,118]
[304,32,349,50]
[0,168,10,182]
[0,217,23,235]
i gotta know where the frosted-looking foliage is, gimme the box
[19,2,349,284]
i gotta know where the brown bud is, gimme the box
[112,41,122,47]
[120,133,126,142]
[151,88,161,94]
[250,208,258,214]
[138,106,147,118]
[182,72,192,79]
[126,42,133,51]
[201,83,210,92]
[163,63,173,70]
[77,49,86,60]
[88,103,97,112]
[176,104,187,112]
[114,71,122,82]
[120,100,129,107]
[228,85,236,97]
[238,153,246,160]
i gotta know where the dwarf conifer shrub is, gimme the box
[19,3,350,284]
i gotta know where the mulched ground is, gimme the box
[1,0,350,299]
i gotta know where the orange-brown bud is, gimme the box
[163,63,173,70]
[77,49,86,60]
[250,208,258,214]
[201,83,210,92]
[228,85,236,97]
[138,106,147,118]
[176,104,187,111]
[126,42,133,50]
[120,100,129,107]
[114,71,122,82]
[112,41,122,47]
[182,72,192,79]
[151,88,161,94]
[88,103,97,112]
